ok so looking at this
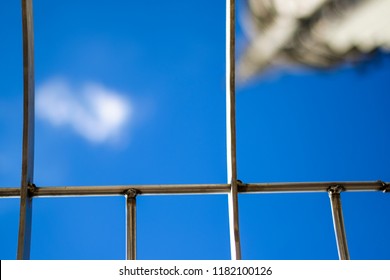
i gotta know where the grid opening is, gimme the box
[137,195,230,260]
[30,196,125,260]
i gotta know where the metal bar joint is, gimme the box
[237,179,247,191]
[328,184,344,196]
[125,188,137,260]
[125,189,137,199]
[28,183,36,196]
[378,181,390,193]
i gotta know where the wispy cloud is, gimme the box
[36,78,132,144]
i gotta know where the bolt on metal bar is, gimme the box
[328,185,350,260]
[17,0,35,260]
[226,0,241,260]
[1,181,388,198]
[126,189,137,260]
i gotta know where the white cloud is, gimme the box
[36,78,132,144]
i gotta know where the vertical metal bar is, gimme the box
[226,0,241,260]
[126,189,137,260]
[17,0,35,260]
[328,185,350,260]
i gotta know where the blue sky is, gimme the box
[0,0,389,260]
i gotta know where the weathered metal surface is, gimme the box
[0,181,387,198]
[17,0,35,260]
[126,189,137,260]
[328,185,350,260]
[226,0,241,260]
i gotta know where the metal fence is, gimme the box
[0,0,388,260]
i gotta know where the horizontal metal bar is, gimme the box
[32,184,231,196]
[0,188,21,197]
[0,181,387,198]
[241,181,386,193]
